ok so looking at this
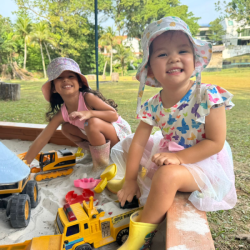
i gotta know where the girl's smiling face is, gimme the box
[53,70,81,97]
[148,31,195,89]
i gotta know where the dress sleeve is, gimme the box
[197,84,234,123]
[137,97,157,126]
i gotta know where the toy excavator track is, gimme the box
[34,167,73,182]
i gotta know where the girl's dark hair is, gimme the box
[45,74,118,121]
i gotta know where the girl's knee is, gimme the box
[152,165,180,189]
[85,118,102,131]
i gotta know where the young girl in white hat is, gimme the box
[110,16,237,249]
[24,57,131,172]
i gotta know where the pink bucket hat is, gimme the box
[136,16,212,113]
[42,57,89,102]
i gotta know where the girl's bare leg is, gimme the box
[61,123,88,144]
[61,118,119,148]
[140,164,200,224]
[84,118,119,147]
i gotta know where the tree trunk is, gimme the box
[40,41,47,78]
[103,60,107,77]
[111,72,119,82]
[1,64,12,79]
[0,82,20,101]
[24,38,27,70]
[121,58,124,76]
[0,62,33,80]
[44,42,51,63]
[110,46,113,76]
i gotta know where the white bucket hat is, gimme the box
[136,16,212,113]
[42,57,89,102]
[0,142,30,184]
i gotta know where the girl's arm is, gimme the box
[153,106,226,166]
[84,93,119,122]
[118,121,153,206]
[24,112,64,164]
[125,121,153,180]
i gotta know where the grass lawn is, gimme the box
[0,67,250,249]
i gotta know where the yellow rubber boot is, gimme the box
[106,177,125,194]
[118,210,158,250]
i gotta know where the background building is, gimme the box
[195,25,211,42]
[221,18,250,46]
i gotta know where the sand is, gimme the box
[0,139,166,249]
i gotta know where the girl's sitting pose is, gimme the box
[24,57,131,172]
[110,17,237,249]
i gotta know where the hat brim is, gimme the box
[137,27,212,88]
[42,71,89,102]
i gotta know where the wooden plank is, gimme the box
[0,122,47,129]
[166,192,215,250]
[0,122,76,146]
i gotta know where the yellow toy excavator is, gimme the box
[18,148,78,182]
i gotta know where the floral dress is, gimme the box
[111,82,237,212]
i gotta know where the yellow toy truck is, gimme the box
[0,171,39,228]
[19,148,77,182]
[0,142,39,228]
[0,197,142,250]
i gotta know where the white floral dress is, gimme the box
[111,82,237,212]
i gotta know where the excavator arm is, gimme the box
[0,235,62,250]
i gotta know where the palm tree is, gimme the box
[113,43,134,76]
[15,16,32,70]
[30,22,56,78]
[99,27,118,76]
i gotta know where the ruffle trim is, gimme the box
[196,85,234,123]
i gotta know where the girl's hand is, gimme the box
[152,152,181,166]
[69,111,92,121]
[117,180,141,207]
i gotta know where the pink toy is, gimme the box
[65,189,94,205]
[74,178,101,189]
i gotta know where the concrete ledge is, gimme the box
[0,122,76,146]
[167,192,215,250]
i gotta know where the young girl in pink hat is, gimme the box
[24,57,131,172]
[109,16,237,249]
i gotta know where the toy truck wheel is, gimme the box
[116,227,129,245]
[75,244,92,250]
[22,180,39,208]
[10,194,31,228]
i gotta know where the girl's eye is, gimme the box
[180,51,187,54]
[159,53,167,57]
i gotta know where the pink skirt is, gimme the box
[110,131,237,212]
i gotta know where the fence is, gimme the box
[222,62,250,69]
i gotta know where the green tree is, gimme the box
[113,43,134,76]
[208,18,226,44]
[215,0,250,26]
[30,22,50,78]
[0,32,16,65]
[112,0,200,38]
[15,0,112,58]
[0,15,15,65]
[99,27,118,76]
[14,15,32,70]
